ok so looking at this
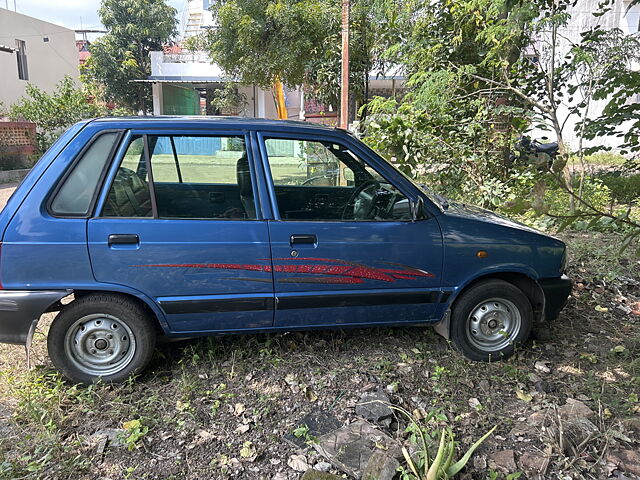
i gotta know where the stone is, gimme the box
[473,455,487,470]
[314,420,400,478]
[519,452,550,475]
[534,380,555,393]
[85,428,125,449]
[284,411,342,449]
[558,398,595,420]
[314,462,332,472]
[606,449,640,476]
[301,472,343,480]
[489,449,517,474]
[362,450,400,480]
[355,390,393,424]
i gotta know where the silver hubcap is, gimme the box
[64,314,136,377]
[467,298,521,352]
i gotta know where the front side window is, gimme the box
[50,132,119,216]
[103,135,255,219]
[265,138,411,221]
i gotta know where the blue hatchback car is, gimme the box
[0,117,571,383]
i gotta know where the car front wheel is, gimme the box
[450,279,533,361]
[48,293,156,384]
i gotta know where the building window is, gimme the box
[15,39,28,80]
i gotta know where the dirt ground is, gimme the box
[0,182,639,480]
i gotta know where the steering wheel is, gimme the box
[342,180,381,220]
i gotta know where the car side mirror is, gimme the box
[410,197,425,222]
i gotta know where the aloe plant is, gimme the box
[387,404,496,479]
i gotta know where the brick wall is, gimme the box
[0,121,37,169]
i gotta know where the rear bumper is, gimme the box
[0,290,69,345]
[539,275,572,320]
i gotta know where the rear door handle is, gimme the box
[290,234,317,246]
[108,234,139,246]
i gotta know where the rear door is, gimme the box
[258,131,444,328]
[88,129,274,334]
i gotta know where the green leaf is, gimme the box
[445,426,497,477]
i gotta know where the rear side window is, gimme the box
[50,132,119,216]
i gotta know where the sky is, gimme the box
[3,0,185,39]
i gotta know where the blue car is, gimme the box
[0,117,571,383]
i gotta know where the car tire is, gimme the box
[450,279,533,361]
[48,293,156,384]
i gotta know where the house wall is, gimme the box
[0,8,78,109]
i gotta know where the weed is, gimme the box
[120,418,149,451]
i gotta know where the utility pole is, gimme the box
[340,0,349,130]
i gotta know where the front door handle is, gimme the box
[108,234,139,246]
[290,234,317,246]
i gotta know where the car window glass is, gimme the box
[151,135,254,219]
[264,138,410,221]
[102,136,152,217]
[50,132,119,216]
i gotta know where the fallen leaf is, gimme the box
[234,403,246,416]
[287,454,309,472]
[468,397,482,410]
[304,386,318,403]
[516,390,533,403]
[235,424,250,434]
[534,361,551,374]
[595,305,609,312]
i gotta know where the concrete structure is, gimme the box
[530,0,640,151]
[142,50,303,118]
[0,8,78,108]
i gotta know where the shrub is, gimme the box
[593,172,640,204]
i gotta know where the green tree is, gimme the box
[9,76,106,153]
[199,0,393,113]
[82,0,178,113]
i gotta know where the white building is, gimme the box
[0,8,78,109]
[530,0,640,151]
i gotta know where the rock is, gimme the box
[558,398,595,420]
[479,379,491,393]
[288,454,310,472]
[314,461,332,472]
[284,411,342,449]
[527,410,549,426]
[301,472,343,480]
[606,450,640,476]
[362,450,400,480]
[355,390,393,424]
[519,452,550,475]
[85,428,125,449]
[551,417,599,455]
[473,455,487,470]
[489,449,517,473]
[534,380,555,393]
[314,420,400,478]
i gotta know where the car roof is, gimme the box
[90,116,346,134]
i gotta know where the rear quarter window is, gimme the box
[49,132,120,216]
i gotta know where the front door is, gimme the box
[258,133,444,328]
[88,131,274,334]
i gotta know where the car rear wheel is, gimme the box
[48,294,156,384]
[450,279,533,361]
